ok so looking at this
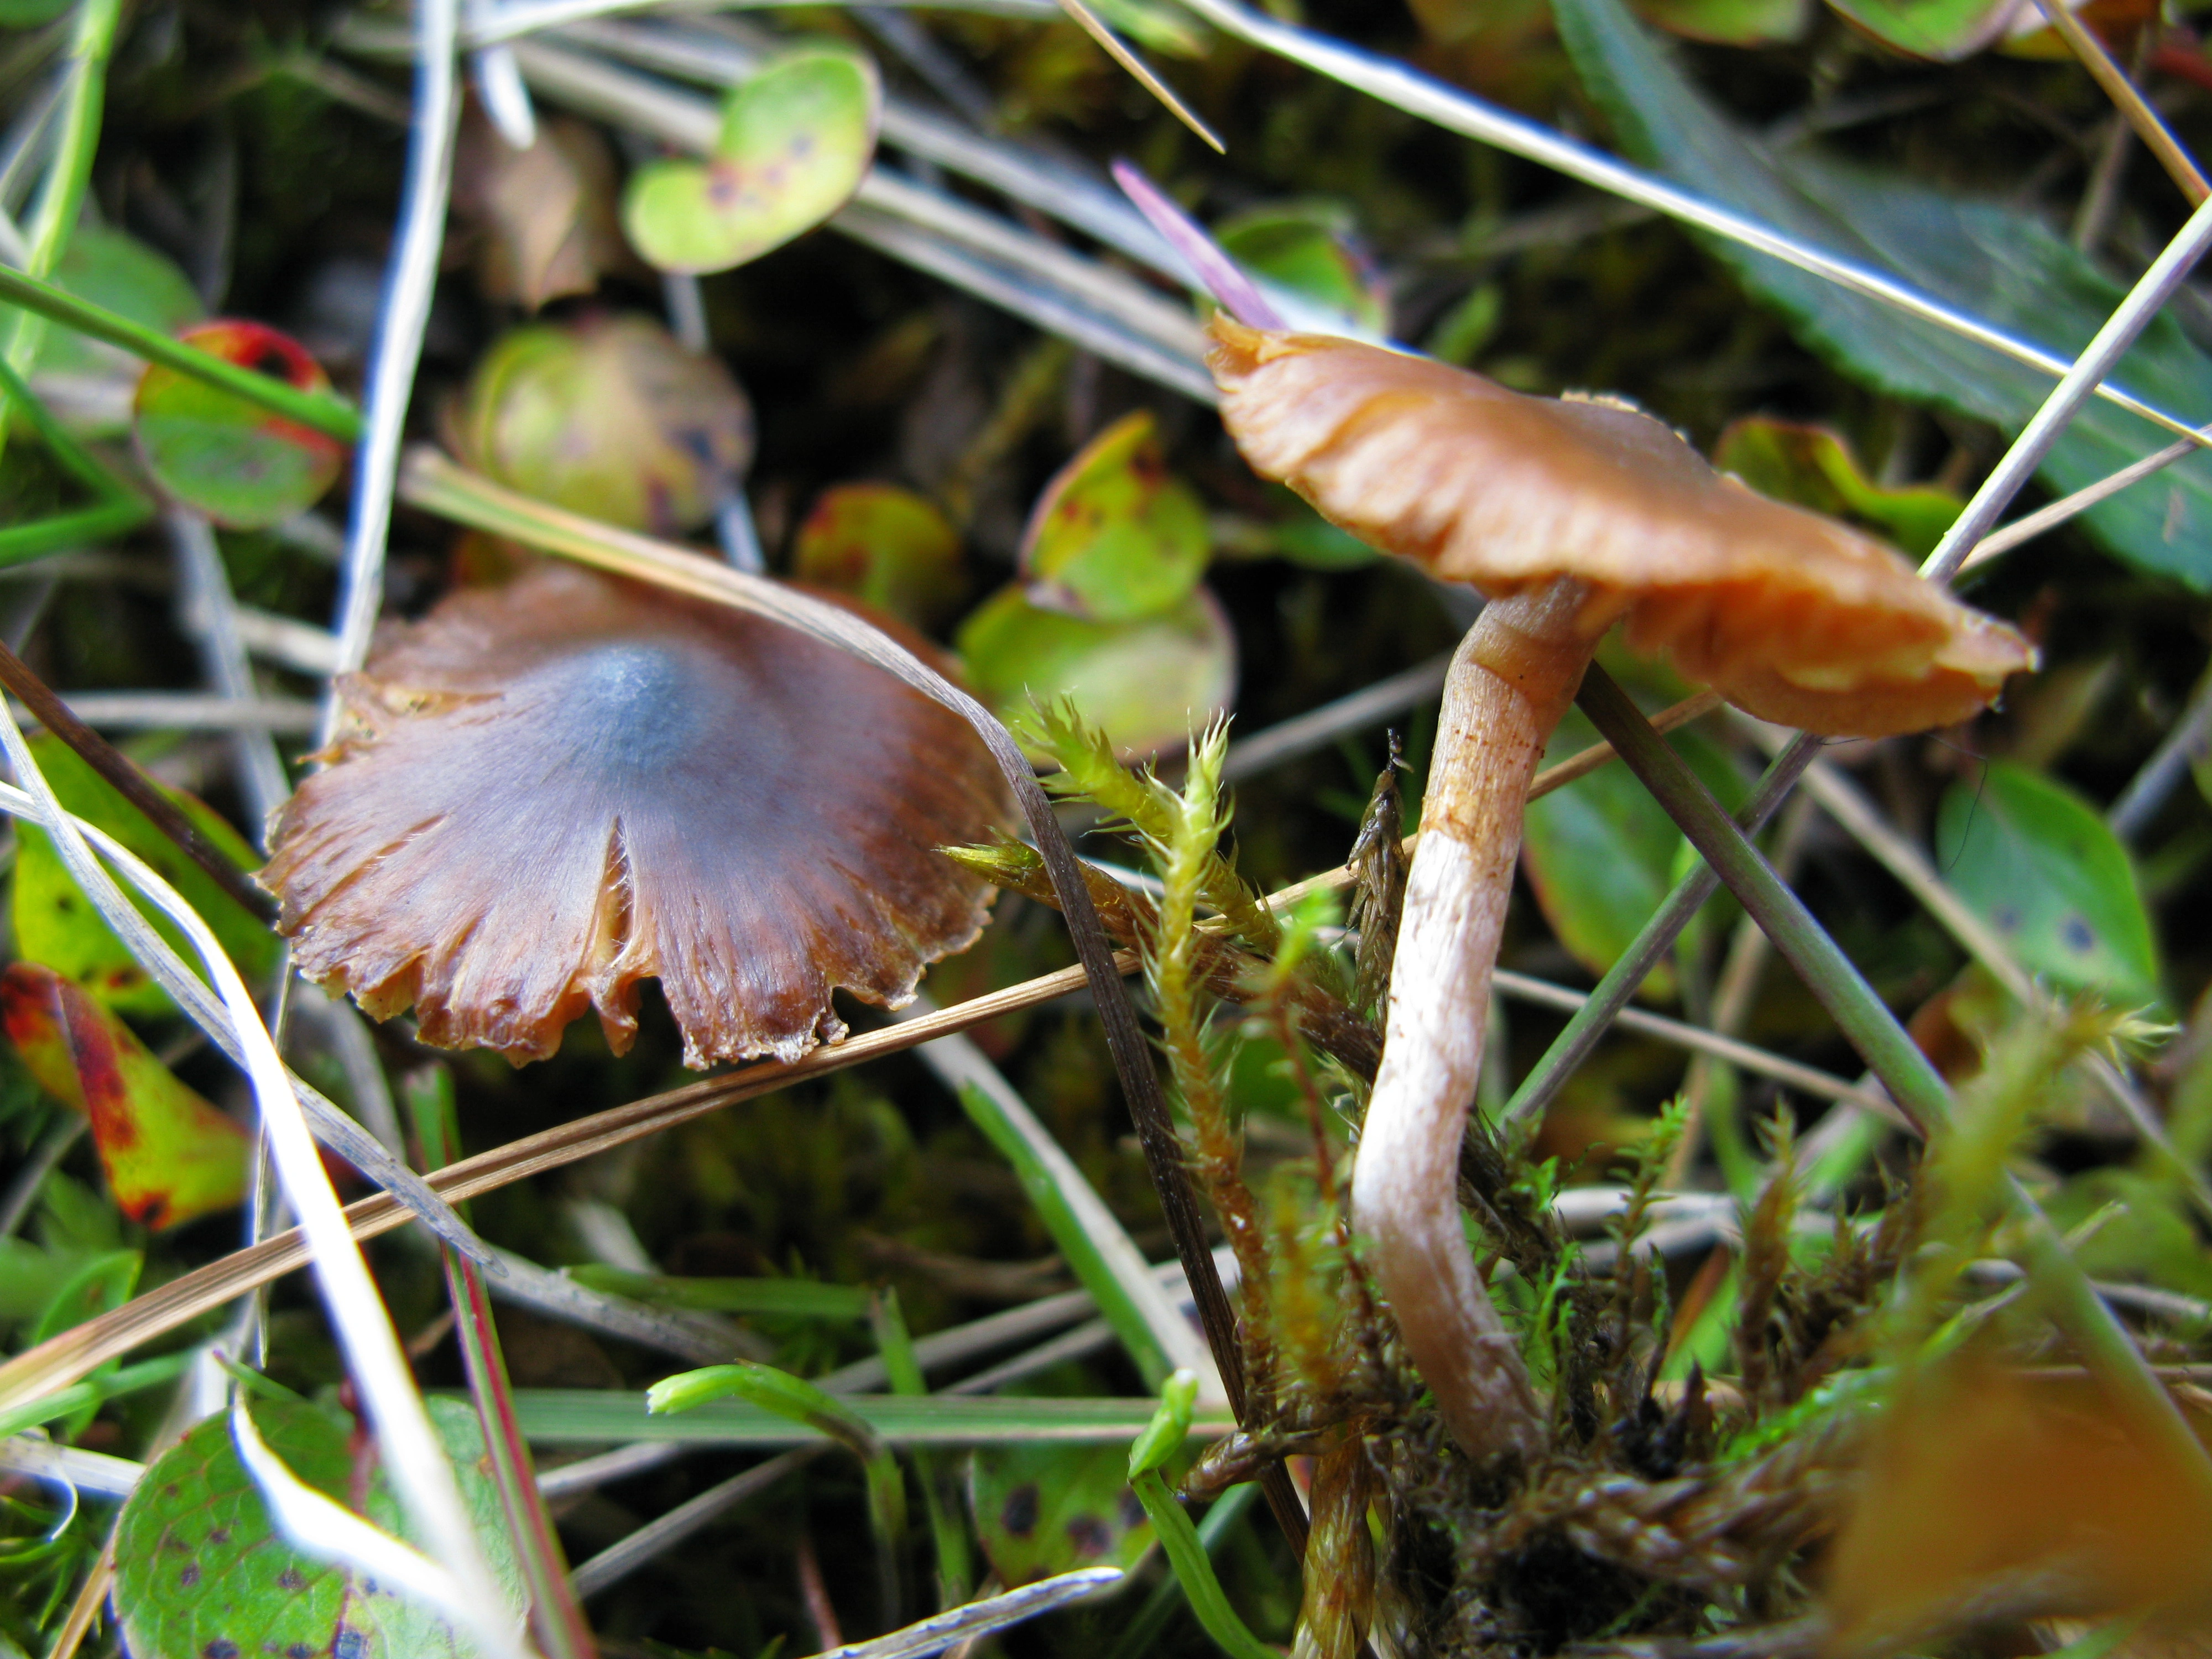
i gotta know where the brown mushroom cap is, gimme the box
[1209,318,2034,738]
[262,561,1011,1067]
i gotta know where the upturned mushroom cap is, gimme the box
[1209,318,2034,738]
[262,561,1011,1067]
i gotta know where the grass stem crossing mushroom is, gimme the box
[1206,317,2036,1467]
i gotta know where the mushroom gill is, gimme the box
[262,561,1011,1067]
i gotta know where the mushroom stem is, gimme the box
[1354,577,1602,1467]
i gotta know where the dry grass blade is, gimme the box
[1055,0,1223,153]
[2029,0,2208,205]
[0,954,1119,1420]
[0,634,274,920]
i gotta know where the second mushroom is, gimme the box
[1209,317,2034,1467]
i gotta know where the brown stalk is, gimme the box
[0,637,278,923]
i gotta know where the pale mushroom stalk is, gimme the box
[1355,580,1599,1465]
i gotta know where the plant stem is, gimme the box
[0,0,122,476]
[0,264,364,444]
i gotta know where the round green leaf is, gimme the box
[1216,205,1391,341]
[27,227,203,438]
[957,581,1236,762]
[971,1443,1155,1588]
[1020,411,1209,623]
[133,321,345,529]
[1934,760,2161,1006]
[621,49,880,275]
[792,482,965,627]
[112,1397,524,1659]
[457,314,754,536]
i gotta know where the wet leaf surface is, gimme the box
[132,321,345,529]
[622,48,880,275]
[0,964,247,1230]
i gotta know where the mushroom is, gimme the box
[261,559,1011,1068]
[1208,317,2035,1465]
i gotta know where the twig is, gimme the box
[0,635,277,921]
[1219,653,1452,783]
[324,0,462,697]
[166,510,291,832]
[1922,187,2212,585]
[2031,0,2208,205]
[5,692,321,733]
[2107,667,2212,839]
[1958,420,2212,577]
[1055,0,1223,153]
[570,1448,820,1598]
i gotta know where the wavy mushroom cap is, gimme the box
[263,562,1011,1067]
[1209,318,2034,738]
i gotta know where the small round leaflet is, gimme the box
[133,321,345,529]
[1020,411,1209,622]
[622,48,880,275]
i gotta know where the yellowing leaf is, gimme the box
[0,964,249,1229]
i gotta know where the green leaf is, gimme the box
[133,320,345,528]
[0,1238,101,1328]
[1822,0,2014,59]
[1935,763,2161,1006]
[1521,710,1744,994]
[26,226,202,439]
[111,1397,524,1659]
[957,582,1237,763]
[792,482,965,628]
[1021,412,1209,623]
[1215,205,1390,340]
[1,964,250,1229]
[456,314,754,538]
[513,1390,1235,1446]
[972,1443,1156,1588]
[1713,417,1963,557]
[1552,0,2212,588]
[1636,0,1808,44]
[621,49,880,275]
[8,734,278,1018]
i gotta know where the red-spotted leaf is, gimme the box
[0,964,249,1230]
[792,482,965,628]
[972,1443,1155,1588]
[622,49,880,274]
[133,321,345,529]
[1020,412,1209,623]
